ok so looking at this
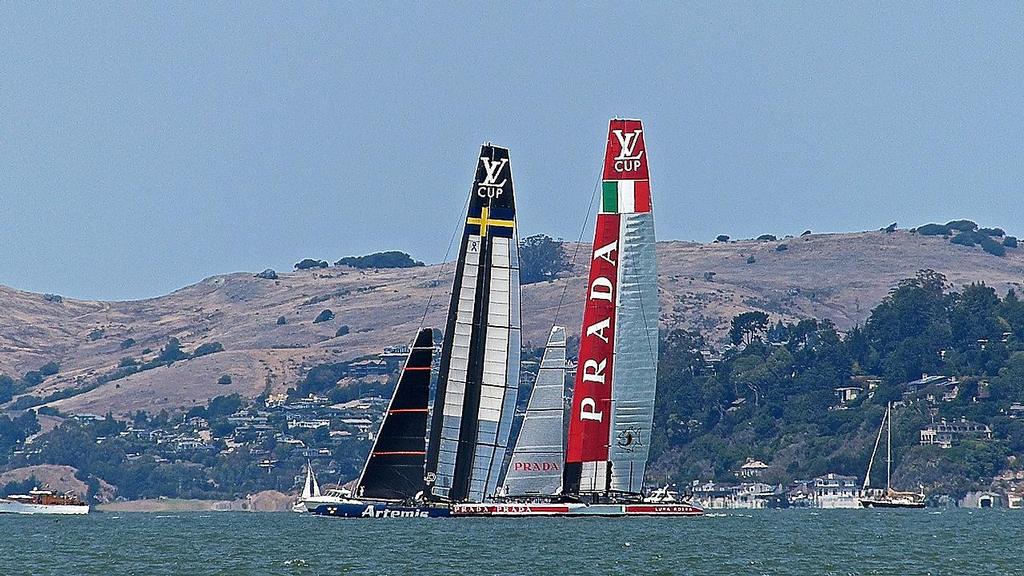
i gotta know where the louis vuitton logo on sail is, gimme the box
[477,157,509,197]
[611,129,644,172]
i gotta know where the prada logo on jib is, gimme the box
[477,157,508,198]
[612,129,644,172]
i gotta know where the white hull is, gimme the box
[452,502,704,517]
[0,500,89,515]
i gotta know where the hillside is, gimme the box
[2,229,1023,416]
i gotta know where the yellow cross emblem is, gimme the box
[466,206,515,238]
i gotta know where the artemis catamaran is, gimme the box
[309,144,521,518]
[453,119,702,517]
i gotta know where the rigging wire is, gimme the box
[417,186,472,332]
[550,168,603,331]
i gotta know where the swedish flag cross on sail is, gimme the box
[465,205,515,238]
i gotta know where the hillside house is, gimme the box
[737,458,769,479]
[920,419,992,448]
[834,386,861,407]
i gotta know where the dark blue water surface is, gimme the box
[2,509,1020,575]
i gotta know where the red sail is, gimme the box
[603,119,649,180]
[565,213,620,463]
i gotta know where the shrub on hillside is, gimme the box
[193,342,224,357]
[217,374,233,385]
[158,337,190,363]
[294,258,328,270]
[0,375,16,404]
[39,362,60,377]
[715,235,730,243]
[1004,236,1019,248]
[313,310,335,323]
[335,325,350,337]
[982,238,1006,257]
[255,269,279,279]
[979,227,1005,237]
[118,357,137,368]
[945,219,978,232]
[757,234,777,242]
[276,316,287,325]
[775,244,789,252]
[335,251,424,269]
[88,329,105,341]
[917,223,951,236]
[120,338,136,350]
[951,231,980,247]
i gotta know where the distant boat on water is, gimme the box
[859,403,926,509]
[0,488,89,515]
[291,460,322,513]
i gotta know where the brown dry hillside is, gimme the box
[1,230,1022,416]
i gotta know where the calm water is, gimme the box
[2,509,1019,575]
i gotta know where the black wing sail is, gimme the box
[355,328,434,501]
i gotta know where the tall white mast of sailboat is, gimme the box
[863,405,887,492]
[886,403,892,492]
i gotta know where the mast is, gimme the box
[863,406,886,492]
[424,144,521,502]
[355,328,433,501]
[503,326,567,497]
[886,403,892,492]
[565,119,658,497]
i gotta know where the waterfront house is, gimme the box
[960,491,1003,508]
[691,481,776,509]
[812,473,861,508]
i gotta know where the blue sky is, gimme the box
[2,3,1021,300]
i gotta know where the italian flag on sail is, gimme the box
[601,180,651,214]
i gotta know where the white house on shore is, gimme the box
[812,473,861,508]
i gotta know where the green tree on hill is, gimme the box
[335,251,424,269]
[519,235,568,284]
[729,311,770,345]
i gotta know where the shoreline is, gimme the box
[97,490,293,513]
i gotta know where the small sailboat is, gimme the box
[291,460,322,512]
[859,402,926,509]
[454,119,701,517]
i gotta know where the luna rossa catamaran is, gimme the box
[308,144,521,518]
[454,119,702,517]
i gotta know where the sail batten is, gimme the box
[425,145,521,502]
[566,119,658,497]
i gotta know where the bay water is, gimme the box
[2,509,1018,575]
